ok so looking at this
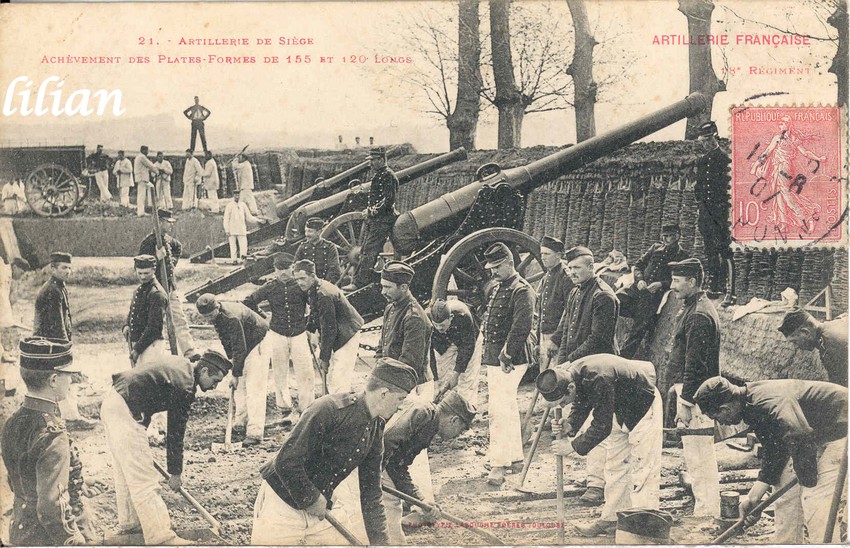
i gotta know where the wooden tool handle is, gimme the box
[711,477,800,544]
[325,513,365,545]
[553,407,565,543]
[153,460,221,533]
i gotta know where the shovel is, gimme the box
[212,387,242,452]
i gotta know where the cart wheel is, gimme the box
[321,211,368,273]
[25,163,80,217]
[432,228,544,318]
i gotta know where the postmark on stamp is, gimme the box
[730,105,846,248]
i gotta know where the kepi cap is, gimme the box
[19,337,79,373]
[198,349,232,376]
[305,217,325,231]
[428,299,451,323]
[669,257,703,279]
[369,147,387,159]
[483,242,511,269]
[778,308,814,336]
[157,209,176,222]
[540,236,564,253]
[195,293,219,315]
[564,246,593,263]
[50,252,72,264]
[274,252,295,270]
[371,357,418,393]
[381,260,415,285]
[698,121,719,137]
[293,259,316,275]
[694,376,735,416]
[661,223,680,234]
[134,255,157,269]
[437,390,477,427]
[536,368,572,401]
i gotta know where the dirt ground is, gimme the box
[0,258,825,545]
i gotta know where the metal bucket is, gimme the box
[720,491,741,520]
[615,508,673,544]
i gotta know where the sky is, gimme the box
[0,0,841,153]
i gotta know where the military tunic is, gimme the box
[354,166,400,287]
[482,273,536,366]
[695,146,733,291]
[669,291,720,404]
[34,277,73,341]
[1,396,86,545]
[552,275,618,365]
[243,278,307,338]
[383,401,440,502]
[295,238,342,283]
[306,279,364,362]
[211,302,269,378]
[139,233,182,290]
[538,263,573,336]
[260,393,389,544]
[126,279,168,357]
[816,318,848,386]
[376,293,431,384]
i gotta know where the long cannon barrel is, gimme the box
[285,147,468,240]
[185,148,467,301]
[276,159,371,219]
[392,93,709,254]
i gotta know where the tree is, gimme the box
[679,0,726,139]
[489,0,525,148]
[827,1,847,107]
[448,0,483,150]
[566,0,598,141]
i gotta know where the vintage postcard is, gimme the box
[0,0,847,546]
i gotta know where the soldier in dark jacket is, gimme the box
[381,390,476,544]
[537,354,662,537]
[551,247,619,365]
[295,217,342,283]
[123,255,169,366]
[481,242,536,485]
[1,337,93,546]
[669,258,721,518]
[695,121,734,303]
[100,350,229,545]
[252,359,417,546]
[347,148,399,290]
[616,224,688,358]
[429,299,482,408]
[549,246,618,505]
[138,209,197,357]
[244,253,312,418]
[293,259,364,393]
[695,377,848,543]
[33,252,95,430]
[778,307,848,386]
[537,236,573,371]
[196,294,269,445]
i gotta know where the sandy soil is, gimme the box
[0,258,836,545]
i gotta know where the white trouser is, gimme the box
[252,480,359,546]
[538,332,556,372]
[101,390,177,544]
[382,473,407,545]
[119,187,131,207]
[136,339,169,368]
[434,334,483,409]
[327,334,360,394]
[675,384,721,518]
[599,388,663,522]
[580,411,607,490]
[240,189,258,215]
[181,181,196,210]
[774,437,847,544]
[267,331,314,411]
[233,339,271,439]
[136,184,150,216]
[156,180,172,210]
[95,170,111,200]
[204,189,220,213]
[167,290,194,357]
[228,235,249,260]
[486,363,528,467]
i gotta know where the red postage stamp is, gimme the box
[730,105,846,248]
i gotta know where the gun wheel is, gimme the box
[321,210,368,273]
[25,163,80,217]
[432,228,545,318]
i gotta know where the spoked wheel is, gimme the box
[25,163,80,217]
[321,211,367,272]
[432,228,545,317]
